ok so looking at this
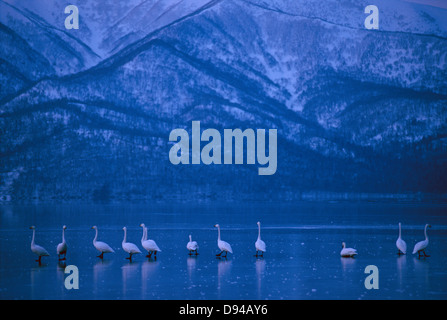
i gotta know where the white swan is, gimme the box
[139,223,161,259]
[412,224,431,258]
[91,226,114,259]
[255,221,266,257]
[186,235,199,255]
[30,226,50,264]
[396,222,407,255]
[214,224,233,258]
[57,225,68,261]
[122,227,141,260]
[340,242,357,257]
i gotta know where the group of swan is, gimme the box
[29,221,267,263]
[396,223,432,258]
[93,224,162,261]
[30,222,432,264]
[340,223,432,258]
[30,224,162,263]
[30,225,68,263]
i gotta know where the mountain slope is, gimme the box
[1,0,446,201]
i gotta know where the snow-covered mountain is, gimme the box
[1,0,446,201]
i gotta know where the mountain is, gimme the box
[1,0,446,201]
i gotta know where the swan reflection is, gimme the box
[121,261,140,299]
[256,258,266,299]
[141,260,160,299]
[187,256,197,279]
[217,259,232,298]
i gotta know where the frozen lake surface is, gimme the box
[1,201,446,300]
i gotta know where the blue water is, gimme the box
[1,201,446,300]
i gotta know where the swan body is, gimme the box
[255,221,266,257]
[30,226,50,264]
[214,224,233,258]
[395,222,407,255]
[122,227,141,260]
[340,242,357,258]
[57,225,68,260]
[139,223,161,259]
[412,224,431,258]
[91,226,114,259]
[187,235,199,255]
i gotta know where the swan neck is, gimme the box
[123,228,127,244]
[141,227,146,243]
[62,228,66,242]
[424,225,429,240]
[93,228,98,243]
[217,226,221,241]
[257,224,261,240]
[398,223,402,238]
[31,228,35,246]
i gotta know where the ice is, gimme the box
[1,201,447,299]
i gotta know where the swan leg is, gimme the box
[223,251,227,258]
[195,249,199,255]
[126,253,133,261]
[97,252,104,259]
[216,251,223,257]
[423,250,430,257]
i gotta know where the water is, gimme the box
[1,201,446,300]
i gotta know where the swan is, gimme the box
[255,221,266,257]
[340,242,357,258]
[139,223,161,259]
[91,226,114,259]
[395,222,407,255]
[186,235,199,255]
[122,227,141,260]
[57,225,68,261]
[412,224,431,258]
[214,224,233,258]
[30,226,50,264]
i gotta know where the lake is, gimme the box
[0,201,446,300]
